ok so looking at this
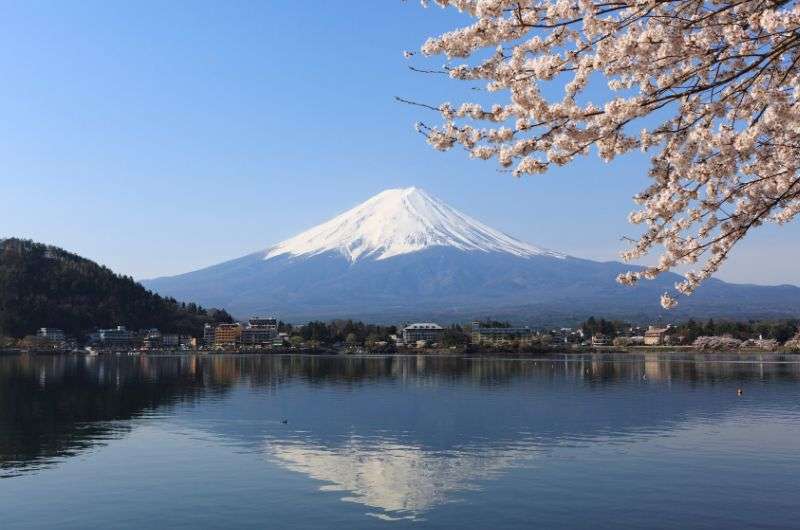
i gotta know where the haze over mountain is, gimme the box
[143,188,800,324]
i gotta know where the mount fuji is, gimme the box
[143,187,800,324]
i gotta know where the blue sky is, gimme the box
[1,0,797,285]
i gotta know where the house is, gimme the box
[591,333,610,346]
[402,323,444,344]
[644,326,669,346]
[272,332,289,348]
[551,328,576,343]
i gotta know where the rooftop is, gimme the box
[404,323,444,331]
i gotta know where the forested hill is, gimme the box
[0,238,233,339]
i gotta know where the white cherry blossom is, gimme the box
[406,0,800,308]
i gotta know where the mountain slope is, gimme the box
[0,239,232,339]
[265,187,564,262]
[143,188,800,324]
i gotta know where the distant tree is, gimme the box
[671,318,799,342]
[300,321,331,343]
[365,333,382,349]
[581,316,625,338]
[684,319,703,342]
[582,317,598,337]
[476,319,512,328]
[443,325,469,346]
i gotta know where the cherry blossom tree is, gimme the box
[403,0,800,308]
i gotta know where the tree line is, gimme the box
[580,316,799,343]
[0,238,233,340]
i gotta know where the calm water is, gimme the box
[2,353,800,529]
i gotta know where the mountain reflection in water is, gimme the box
[2,353,800,525]
[267,437,539,520]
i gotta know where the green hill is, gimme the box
[0,238,232,340]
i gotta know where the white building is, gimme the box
[241,317,279,346]
[402,323,444,344]
[97,326,133,346]
[644,326,669,346]
[37,328,66,342]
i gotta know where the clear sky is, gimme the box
[1,0,797,285]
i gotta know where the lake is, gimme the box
[2,353,800,529]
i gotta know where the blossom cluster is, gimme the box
[738,338,780,351]
[692,335,743,351]
[784,333,800,351]
[410,0,800,308]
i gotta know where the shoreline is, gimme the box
[3,347,799,357]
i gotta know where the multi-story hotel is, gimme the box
[240,317,279,346]
[96,326,134,347]
[402,323,444,344]
[214,323,242,346]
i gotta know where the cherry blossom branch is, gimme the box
[407,0,800,308]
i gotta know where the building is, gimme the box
[248,317,278,332]
[37,328,66,342]
[162,334,181,348]
[203,324,215,346]
[644,326,669,346]
[471,322,534,344]
[241,327,276,346]
[96,326,134,347]
[402,323,444,345]
[143,329,162,349]
[214,323,242,346]
[240,317,279,347]
[550,328,573,344]
[271,333,289,348]
[591,333,610,346]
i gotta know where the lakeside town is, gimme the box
[6,316,800,355]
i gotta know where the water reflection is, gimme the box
[2,352,800,521]
[268,438,537,520]
[0,354,231,477]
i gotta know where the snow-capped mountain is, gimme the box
[143,188,800,324]
[264,187,564,262]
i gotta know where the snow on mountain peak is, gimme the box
[264,187,565,262]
